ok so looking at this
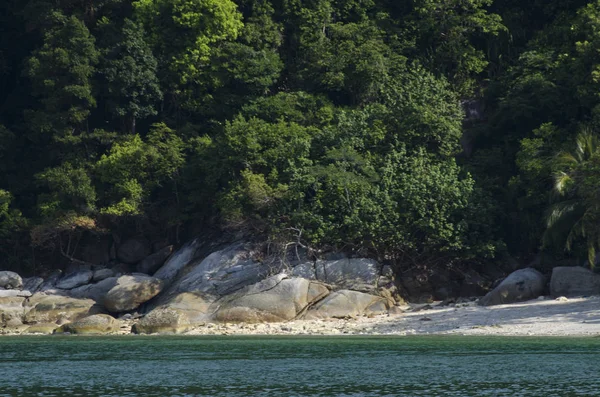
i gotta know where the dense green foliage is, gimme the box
[2,0,600,272]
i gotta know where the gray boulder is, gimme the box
[0,271,22,290]
[314,258,381,292]
[213,275,330,323]
[69,277,119,303]
[550,266,600,297]
[56,270,93,290]
[133,308,192,334]
[154,238,203,283]
[38,270,63,292]
[137,245,173,275]
[117,237,152,264]
[478,268,546,306]
[92,268,114,282]
[173,243,270,298]
[290,262,317,279]
[104,275,164,312]
[22,277,44,294]
[303,290,388,320]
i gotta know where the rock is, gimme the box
[60,314,120,334]
[213,275,330,323]
[314,258,380,292]
[22,277,44,294]
[303,290,388,320]
[0,271,22,290]
[132,308,192,334]
[549,266,600,297]
[290,262,317,279]
[56,270,93,290]
[38,270,63,292]
[478,268,546,306]
[69,277,119,303]
[173,243,270,298]
[104,275,164,312]
[137,245,173,275]
[24,294,100,324]
[117,236,152,264]
[0,297,27,327]
[92,268,114,282]
[24,323,60,334]
[154,238,203,283]
[0,290,31,298]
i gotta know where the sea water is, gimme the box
[0,335,599,396]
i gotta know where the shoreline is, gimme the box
[5,295,600,337]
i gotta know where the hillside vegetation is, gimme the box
[1,0,599,273]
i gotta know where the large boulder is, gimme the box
[550,266,600,297]
[60,314,120,334]
[132,308,192,334]
[153,238,203,283]
[24,294,100,324]
[69,277,119,303]
[137,245,173,275]
[92,268,114,283]
[0,271,22,290]
[56,270,93,290]
[314,258,381,292]
[104,275,163,312]
[22,277,44,294]
[213,275,330,323]
[172,243,271,299]
[117,237,152,264]
[303,290,388,320]
[478,268,546,306]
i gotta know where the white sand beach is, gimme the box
[182,296,600,337]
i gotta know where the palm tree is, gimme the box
[544,128,600,267]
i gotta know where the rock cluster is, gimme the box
[0,238,401,335]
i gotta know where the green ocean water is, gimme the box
[0,335,599,396]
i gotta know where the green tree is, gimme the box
[97,18,162,133]
[25,13,99,144]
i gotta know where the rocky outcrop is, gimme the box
[24,294,100,324]
[153,238,203,283]
[137,245,173,275]
[303,290,388,319]
[170,243,271,299]
[314,258,380,292]
[0,271,22,289]
[478,268,546,306]
[213,275,329,323]
[56,270,93,290]
[60,314,120,334]
[117,237,152,264]
[104,275,163,312]
[550,266,600,297]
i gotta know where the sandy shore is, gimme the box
[180,296,600,337]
